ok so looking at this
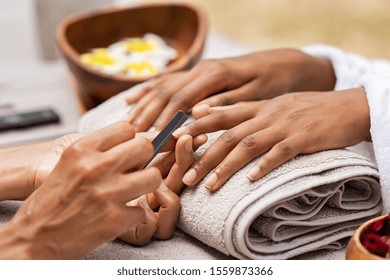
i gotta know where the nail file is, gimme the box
[143,110,189,168]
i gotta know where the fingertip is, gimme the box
[246,165,261,181]
[182,168,197,186]
[172,126,188,139]
[204,172,218,190]
[146,166,163,184]
[194,134,208,147]
[192,104,210,119]
[178,135,193,153]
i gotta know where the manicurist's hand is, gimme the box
[0,121,162,259]
[172,88,370,191]
[125,49,335,132]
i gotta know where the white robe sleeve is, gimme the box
[302,45,390,213]
[302,44,390,90]
[356,74,390,213]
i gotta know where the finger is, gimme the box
[136,131,159,141]
[133,97,171,132]
[150,134,207,178]
[129,73,190,130]
[153,183,180,240]
[182,118,263,187]
[208,102,257,113]
[125,81,155,105]
[192,102,249,119]
[152,73,227,130]
[164,135,194,194]
[246,136,302,181]
[193,133,208,150]
[107,136,154,171]
[119,199,158,246]
[120,167,162,202]
[192,85,257,118]
[83,121,135,151]
[203,127,284,191]
[137,131,177,152]
[127,93,158,127]
[172,107,254,139]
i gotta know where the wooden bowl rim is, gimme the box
[350,214,388,260]
[56,1,208,82]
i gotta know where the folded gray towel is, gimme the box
[79,84,382,259]
[178,132,382,259]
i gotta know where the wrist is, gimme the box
[0,141,52,201]
[0,200,62,259]
[0,220,34,259]
[288,49,336,92]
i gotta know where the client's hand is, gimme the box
[125,49,335,132]
[2,121,162,259]
[173,88,370,191]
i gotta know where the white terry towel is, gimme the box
[79,85,382,259]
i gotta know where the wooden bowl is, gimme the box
[346,215,387,260]
[56,2,207,110]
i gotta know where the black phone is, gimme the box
[0,108,60,131]
[143,110,189,168]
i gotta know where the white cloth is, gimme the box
[303,45,390,214]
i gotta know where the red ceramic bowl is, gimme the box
[56,2,208,111]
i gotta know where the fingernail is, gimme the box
[126,199,138,207]
[204,172,218,190]
[140,199,151,210]
[159,182,169,191]
[184,138,193,153]
[172,126,188,138]
[149,126,157,132]
[193,104,210,117]
[247,166,260,181]
[183,168,197,185]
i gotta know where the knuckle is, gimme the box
[155,85,169,98]
[303,122,317,134]
[147,167,163,184]
[168,193,181,209]
[78,158,113,182]
[196,156,213,170]
[276,142,293,155]
[199,59,224,73]
[90,187,110,203]
[169,94,190,107]
[63,141,85,158]
[218,130,235,144]
[210,110,227,123]
[135,137,154,155]
[240,136,257,149]
[217,95,233,106]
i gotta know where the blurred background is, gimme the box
[1,0,390,147]
[144,0,390,59]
